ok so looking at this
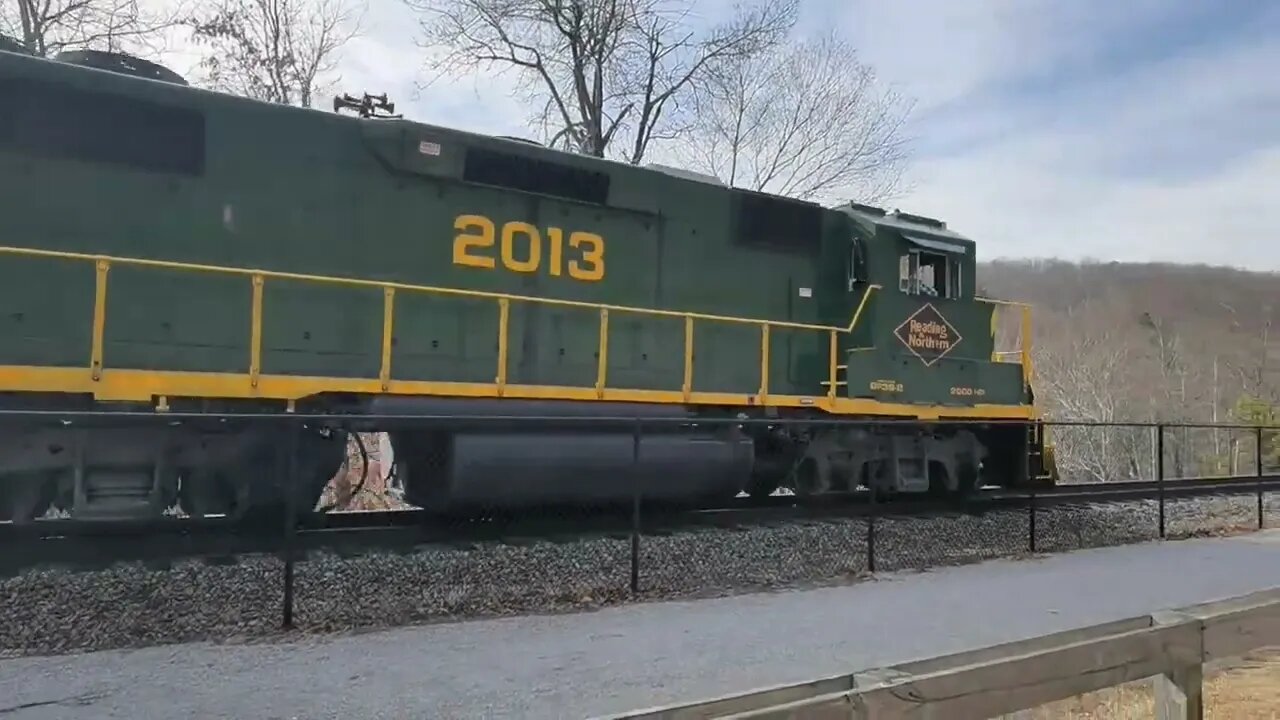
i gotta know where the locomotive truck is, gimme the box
[0,46,1054,524]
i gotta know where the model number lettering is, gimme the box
[452,214,605,282]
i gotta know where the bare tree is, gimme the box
[1033,299,1153,483]
[1220,300,1277,404]
[407,0,798,163]
[188,0,363,108]
[2,0,183,58]
[980,258,1280,483]
[681,31,913,204]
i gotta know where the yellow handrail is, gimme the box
[0,245,1031,408]
[826,283,880,400]
[975,296,1033,309]
[1,245,838,332]
[983,298,1034,389]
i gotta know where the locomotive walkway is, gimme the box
[3,530,1280,719]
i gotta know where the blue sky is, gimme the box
[161,0,1280,271]
[827,0,1280,270]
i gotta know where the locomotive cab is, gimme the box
[833,204,1026,409]
[771,203,1042,498]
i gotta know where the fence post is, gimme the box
[1028,487,1037,553]
[1258,426,1266,531]
[866,486,877,573]
[281,419,300,630]
[1027,421,1037,553]
[630,417,641,595]
[1157,424,1166,540]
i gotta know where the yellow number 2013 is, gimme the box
[452,214,605,282]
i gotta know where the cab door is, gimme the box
[845,233,876,349]
[824,232,880,399]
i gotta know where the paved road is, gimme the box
[3,531,1279,719]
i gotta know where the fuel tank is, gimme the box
[366,397,753,512]
[393,428,752,512]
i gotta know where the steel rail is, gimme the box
[3,474,1276,539]
[3,473,1275,539]
[0,474,1275,575]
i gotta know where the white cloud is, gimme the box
[908,137,1280,268]
[838,0,1050,109]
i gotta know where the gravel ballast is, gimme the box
[2,492,1277,657]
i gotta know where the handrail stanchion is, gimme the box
[91,258,109,380]
[827,329,838,402]
[496,298,510,394]
[757,323,770,403]
[379,287,395,391]
[596,308,609,398]
[250,274,264,389]
[682,315,693,401]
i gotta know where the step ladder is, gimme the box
[819,364,848,394]
[1026,421,1059,485]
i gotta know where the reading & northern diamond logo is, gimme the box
[894,303,962,367]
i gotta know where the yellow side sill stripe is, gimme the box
[0,365,1037,421]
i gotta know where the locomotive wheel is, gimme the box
[794,455,832,499]
[926,461,950,498]
[178,429,346,522]
[955,462,979,497]
[0,471,57,523]
[179,465,318,523]
[179,468,250,519]
[745,466,783,499]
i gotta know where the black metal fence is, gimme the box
[1,410,1277,656]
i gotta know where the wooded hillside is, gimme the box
[978,259,1279,483]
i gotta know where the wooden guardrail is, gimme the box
[602,586,1280,720]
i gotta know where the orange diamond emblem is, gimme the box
[894,303,962,367]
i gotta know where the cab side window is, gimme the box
[848,236,868,289]
[899,250,962,299]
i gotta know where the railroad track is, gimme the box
[1,474,1276,575]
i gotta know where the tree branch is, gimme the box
[408,0,797,162]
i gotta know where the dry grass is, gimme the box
[1008,649,1280,719]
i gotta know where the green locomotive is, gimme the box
[0,47,1052,523]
